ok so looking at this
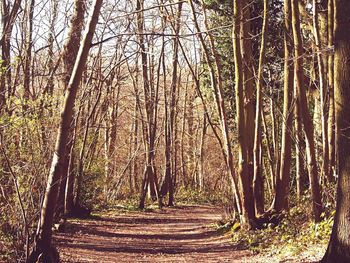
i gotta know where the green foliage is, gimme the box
[80,162,105,210]
[175,186,223,205]
[228,203,334,260]
[0,94,63,261]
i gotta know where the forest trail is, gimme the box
[54,205,261,263]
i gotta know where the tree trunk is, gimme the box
[64,112,79,215]
[189,0,242,215]
[137,0,161,209]
[291,0,322,222]
[61,0,86,216]
[327,0,336,180]
[75,85,102,209]
[27,1,102,261]
[312,0,330,184]
[272,0,293,213]
[295,99,307,198]
[160,2,182,206]
[0,0,22,110]
[233,0,255,228]
[241,1,255,216]
[23,0,35,100]
[253,0,268,215]
[321,0,350,260]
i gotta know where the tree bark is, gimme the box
[321,0,350,260]
[160,2,182,206]
[327,0,336,180]
[27,0,102,261]
[312,0,330,183]
[233,0,256,228]
[189,0,242,215]
[137,0,161,209]
[272,0,294,213]
[0,0,22,110]
[23,0,35,100]
[291,0,322,222]
[253,0,268,215]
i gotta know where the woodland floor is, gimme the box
[54,205,320,263]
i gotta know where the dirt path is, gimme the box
[54,205,261,262]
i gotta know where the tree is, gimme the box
[253,0,268,215]
[61,0,86,216]
[321,0,350,261]
[160,1,183,206]
[271,0,293,213]
[233,0,255,228]
[137,0,162,209]
[27,0,103,261]
[189,0,241,215]
[291,0,322,222]
[0,0,22,110]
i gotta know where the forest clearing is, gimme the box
[1,0,350,262]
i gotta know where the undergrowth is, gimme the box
[216,199,334,261]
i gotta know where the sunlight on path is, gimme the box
[54,205,261,262]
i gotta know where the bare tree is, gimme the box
[27,0,103,260]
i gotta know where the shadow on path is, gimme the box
[55,205,254,263]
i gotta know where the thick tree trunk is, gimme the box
[241,1,255,215]
[61,0,86,216]
[27,1,102,261]
[321,0,350,260]
[233,0,255,228]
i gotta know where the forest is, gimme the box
[1,0,350,262]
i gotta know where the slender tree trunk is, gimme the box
[262,109,276,193]
[137,0,161,209]
[104,82,120,202]
[327,0,336,180]
[253,0,268,215]
[64,112,79,215]
[189,0,242,215]
[0,0,22,110]
[75,85,102,208]
[180,81,188,189]
[160,2,182,206]
[272,0,293,213]
[45,0,58,96]
[295,99,307,198]
[291,0,322,222]
[198,114,207,190]
[23,0,35,100]
[313,0,330,184]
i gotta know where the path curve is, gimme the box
[54,205,258,262]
